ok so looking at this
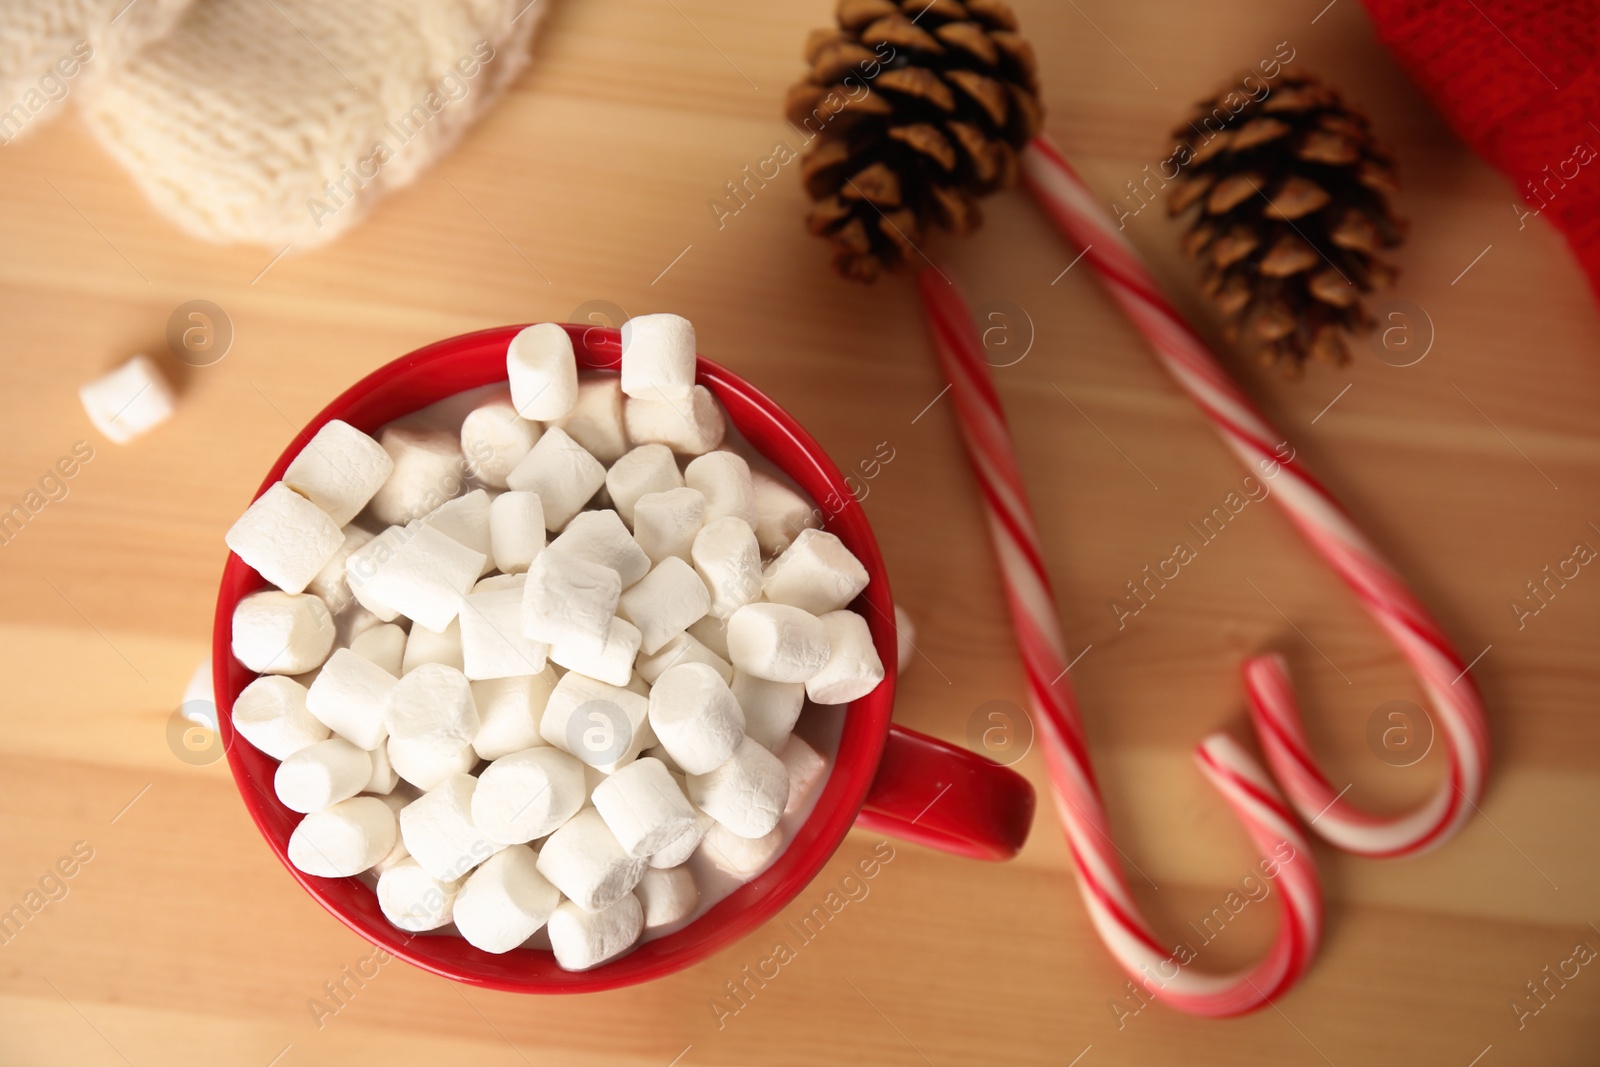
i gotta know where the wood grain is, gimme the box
[0,1,1596,1064]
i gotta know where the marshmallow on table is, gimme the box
[648,809,712,869]
[687,737,789,839]
[687,614,730,660]
[231,675,329,760]
[685,451,756,526]
[635,865,698,931]
[554,376,628,464]
[377,858,460,932]
[472,746,587,844]
[506,427,606,530]
[401,618,463,675]
[283,420,394,526]
[698,821,783,879]
[806,611,885,705]
[388,735,477,792]
[751,470,818,557]
[308,526,376,616]
[535,807,646,912]
[387,663,480,760]
[366,740,400,794]
[762,529,870,615]
[547,894,643,972]
[550,616,641,688]
[623,385,725,456]
[305,649,398,750]
[353,522,486,632]
[619,556,710,655]
[227,482,344,595]
[287,796,397,878]
[368,426,468,528]
[79,354,175,444]
[894,604,916,675]
[453,844,562,953]
[731,671,805,752]
[591,757,697,858]
[350,623,406,677]
[778,734,827,815]
[231,590,334,675]
[488,490,544,574]
[508,323,579,422]
[632,487,705,565]
[422,489,495,577]
[460,393,540,489]
[275,738,373,814]
[539,672,652,774]
[461,576,550,681]
[605,444,684,527]
[692,516,762,620]
[621,313,696,400]
[520,547,621,654]
[399,774,497,882]
[726,603,831,683]
[637,631,733,686]
[550,509,650,588]
[648,663,744,775]
[472,670,557,761]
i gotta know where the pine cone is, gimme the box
[1166,72,1406,372]
[786,0,1043,282]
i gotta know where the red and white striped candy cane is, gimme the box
[1020,134,1490,858]
[919,270,1322,1017]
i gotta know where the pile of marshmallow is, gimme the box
[223,315,885,971]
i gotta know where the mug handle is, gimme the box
[856,725,1036,861]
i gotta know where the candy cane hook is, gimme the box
[1020,134,1490,858]
[919,270,1322,1017]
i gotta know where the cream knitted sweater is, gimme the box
[1,0,543,248]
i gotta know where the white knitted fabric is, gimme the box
[70,0,543,247]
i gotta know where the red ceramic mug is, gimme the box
[212,324,1036,993]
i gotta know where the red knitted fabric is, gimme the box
[1362,0,1600,300]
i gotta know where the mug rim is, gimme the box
[211,324,899,993]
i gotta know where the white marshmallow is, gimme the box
[547,894,643,972]
[472,670,558,761]
[619,557,710,655]
[365,739,400,794]
[287,796,397,878]
[550,509,650,587]
[763,529,870,615]
[647,809,713,869]
[806,610,885,705]
[343,527,404,621]
[605,445,684,527]
[550,616,641,688]
[283,420,394,526]
[274,738,373,813]
[226,482,344,595]
[454,845,562,953]
[369,426,468,527]
[540,673,652,774]
[369,789,416,874]
[535,808,646,912]
[422,489,495,577]
[520,547,621,653]
[554,376,628,464]
[304,648,398,750]
[691,516,762,620]
[648,663,744,775]
[687,737,789,839]
[623,385,725,456]
[634,865,698,931]
[488,490,545,574]
[591,758,697,858]
[894,604,916,675]
[731,671,805,752]
[358,522,486,631]
[334,604,385,647]
[751,470,818,557]
[401,618,463,675]
[472,746,588,844]
[697,821,783,878]
[460,393,540,489]
[307,525,376,616]
[685,451,756,526]
[376,858,459,932]
[506,427,606,530]
[507,323,579,421]
[620,313,697,400]
[388,735,477,792]
[726,603,831,683]
[643,744,685,776]
[460,577,550,680]
[349,622,406,677]
[399,774,497,882]
[637,631,733,686]
[778,734,827,815]
[231,675,329,760]
[79,354,175,444]
[687,614,730,659]
[387,663,479,760]
[632,487,705,565]
[231,590,334,675]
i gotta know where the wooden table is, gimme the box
[1,1,1596,1064]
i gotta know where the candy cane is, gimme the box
[919,270,1322,1017]
[1019,134,1490,858]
